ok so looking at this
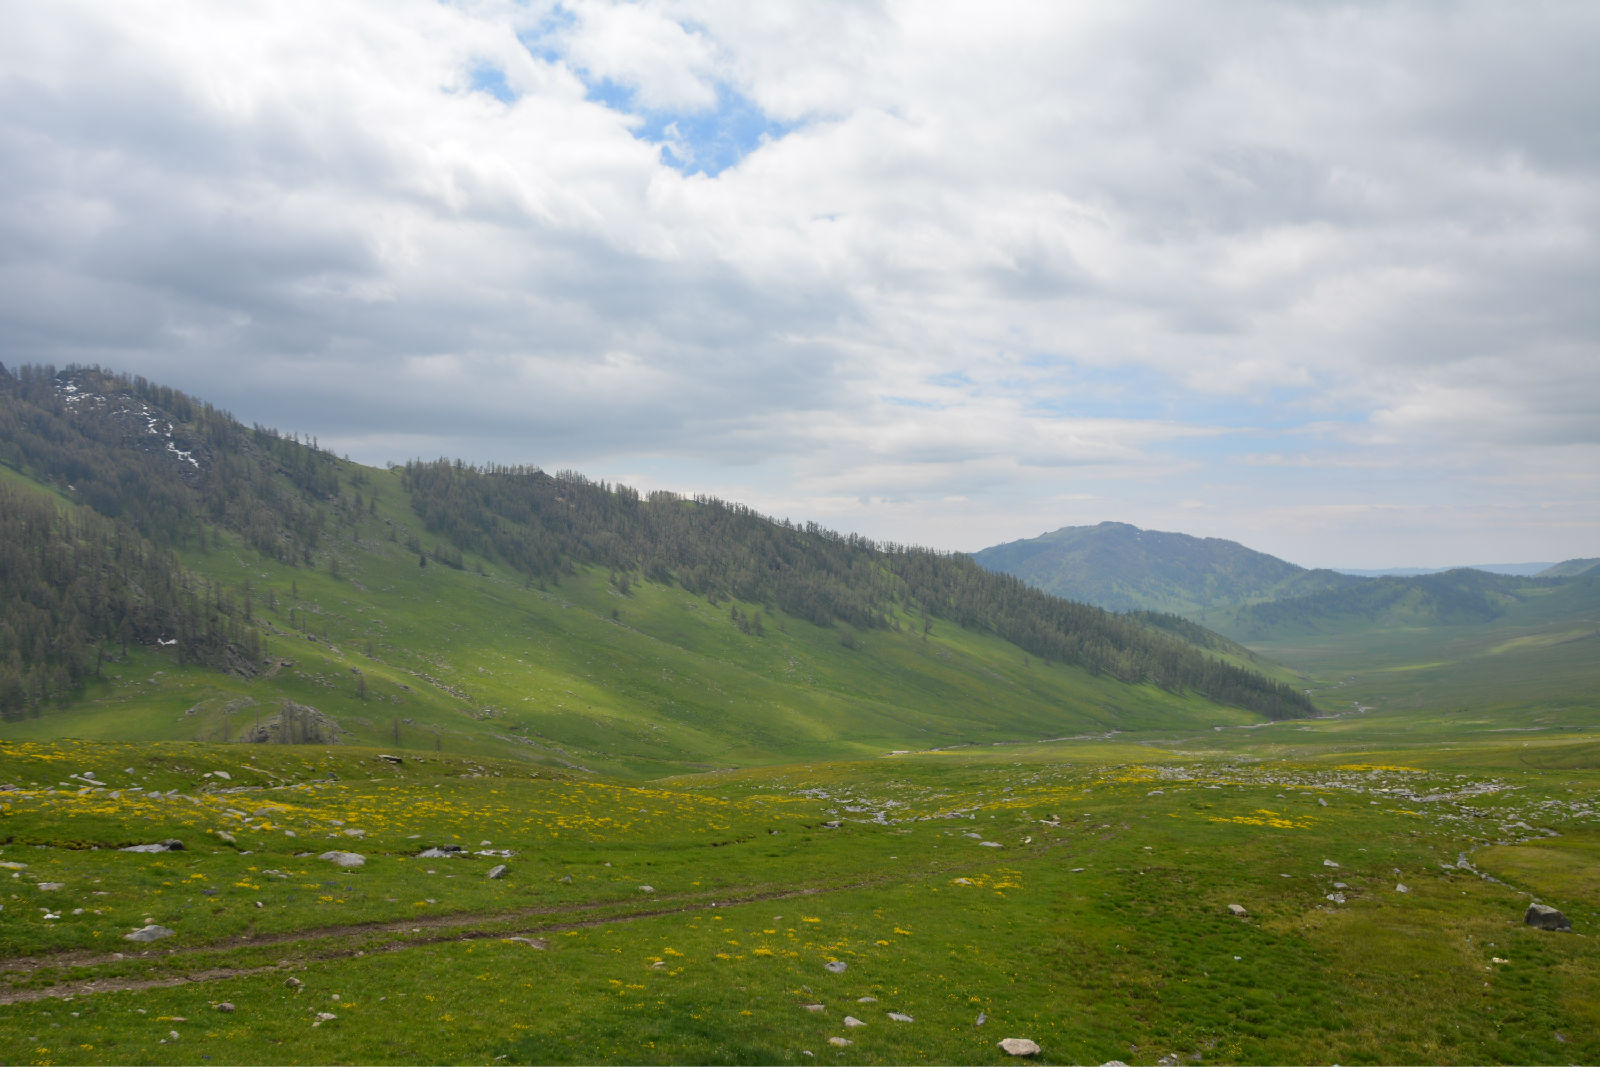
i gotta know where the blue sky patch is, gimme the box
[578,78,793,177]
[469,65,517,104]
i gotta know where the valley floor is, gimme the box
[2,717,1597,1066]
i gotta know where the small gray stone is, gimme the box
[487,865,507,879]
[802,1004,825,1013]
[637,885,655,893]
[318,851,365,868]
[505,937,547,949]
[825,960,847,973]
[1326,892,1346,904]
[844,1016,865,1028]
[37,882,65,891]
[887,1011,914,1022]
[124,925,175,942]
[1525,902,1572,932]
[999,1038,1042,1056]
[1227,904,1248,917]
[215,1003,236,1013]
[828,1037,852,1047]
[1395,883,1410,894]
[976,1012,987,1026]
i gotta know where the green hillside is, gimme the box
[0,366,1310,772]
[1238,572,1600,718]
[972,521,1358,617]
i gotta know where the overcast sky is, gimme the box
[3,1,1597,568]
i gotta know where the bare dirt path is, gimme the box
[0,877,874,1005]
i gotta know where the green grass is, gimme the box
[2,727,1596,1065]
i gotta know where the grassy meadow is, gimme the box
[2,717,1596,1066]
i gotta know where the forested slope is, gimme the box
[0,363,1311,738]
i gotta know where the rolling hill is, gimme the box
[0,365,1311,774]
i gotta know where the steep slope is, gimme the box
[971,521,1358,616]
[0,365,1312,772]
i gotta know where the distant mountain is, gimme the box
[1540,557,1600,578]
[1210,567,1583,641]
[1336,562,1556,578]
[970,521,1359,617]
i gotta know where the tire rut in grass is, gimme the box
[0,876,892,1005]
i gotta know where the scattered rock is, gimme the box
[1395,883,1410,894]
[887,1011,914,1022]
[1227,904,1248,917]
[318,851,365,868]
[1322,859,1339,868]
[825,961,847,974]
[822,820,843,828]
[1157,1055,1181,1066]
[828,1037,852,1047]
[844,1016,865,1028]
[121,840,185,853]
[1525,902,1572,932]
[285,977,303,989]
[1000,1037,1042,1056]
[978,841,1003,848]
[212,770,231,780]
[313,1012,336,1026]
[856,996,877,1003]
[559,875,573,884]
[976,1012,987,1026]
[37,882,65,891]
[803,1004,825,1013]
[215,1003,236,1013]
[378,754,404,765]
[416,847,461,859]
[1326,892,1346,904]
[216,831,236,844]
[124,925,175,942]
[0,861,26,870]
[638,885,655,893]
[1317,798,1328,807]
[487,865,507,879]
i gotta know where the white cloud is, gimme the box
[0,0,1595,567]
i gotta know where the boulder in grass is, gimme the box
[825,960,847,974]
[487,865,507,879]
[122,840,185,853]
[1227,904,1248,917]
[125,925,175,942]
[999,1038,1042,1056]
[318,851,365,868]
[1525,902,1572,932]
